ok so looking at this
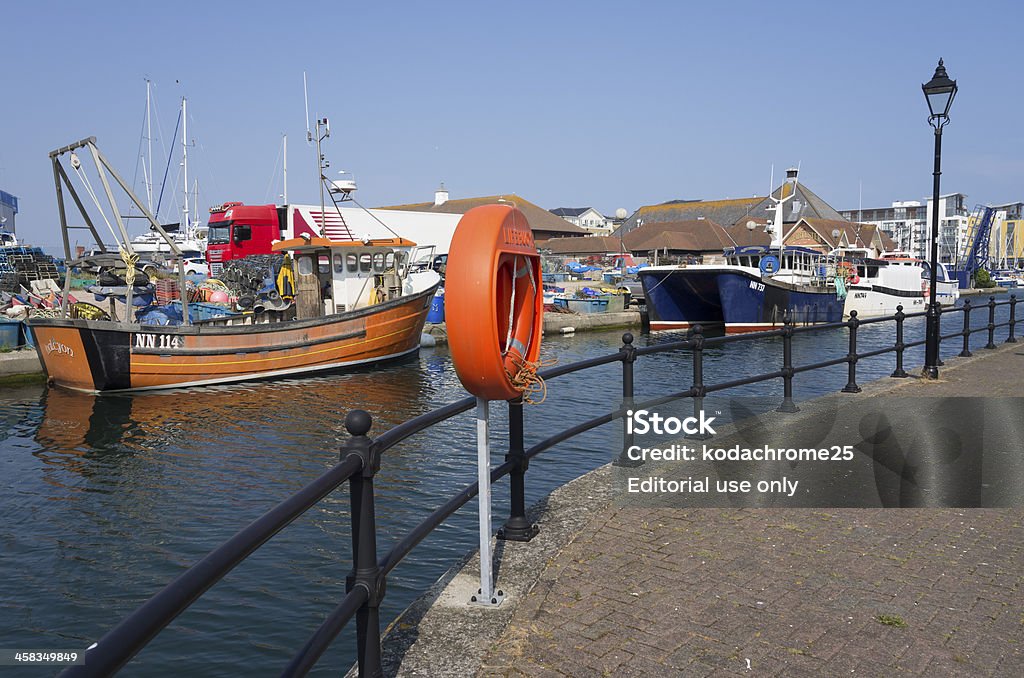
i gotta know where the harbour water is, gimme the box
[0,302,1014,676]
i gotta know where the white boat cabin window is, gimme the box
[396,252,408,276]
[334,254,345,274]
[373,252,385,272]
[347,253,358,273]
[360,253,372,273]
[386,252,395,269]
[297,255,314,275]
[319,256,330,274]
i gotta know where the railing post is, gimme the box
[1007,294,1018,343]
[343,411,384,678]
[777,310,799,412]
[614,332,642,467]
[497,398,539,541]
[842,310,862,393]
[891,305,908,378]
[689,325,712,439]
[986,296,997,349]
[959,299,972,357]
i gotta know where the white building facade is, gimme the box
[549,207,614,235]
[840,192,969,263]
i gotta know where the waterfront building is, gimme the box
[537,235,625,258]
[0,189,17,234]
[622,218,769,262]
[839,192,969,263]
[990,202,1024,268]
[784,218,895,257]
[549,207,615,235]
[614,168,846,239]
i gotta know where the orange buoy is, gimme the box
[446,204,543,401]
[850,274,860,285]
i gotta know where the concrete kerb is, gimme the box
[367,341,1024,676]
[0,348,42,381]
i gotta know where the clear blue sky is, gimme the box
[1,1,1021,252]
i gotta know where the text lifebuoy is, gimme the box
[921,280,929,298]
[446,205,543,401]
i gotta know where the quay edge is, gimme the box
[0,349,43,384]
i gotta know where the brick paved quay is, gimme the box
[382,342,1024,677]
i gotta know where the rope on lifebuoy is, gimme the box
[506,355,556,405]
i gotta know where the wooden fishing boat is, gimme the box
[28,133,439,393]
[29,237,439,392]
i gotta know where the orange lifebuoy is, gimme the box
[850,274,860,285]
[446,205,543,401]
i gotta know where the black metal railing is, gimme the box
[62,294,1020,678]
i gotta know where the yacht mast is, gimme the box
[146,79,154,214]
[182,96,190,237]
[283,134,288,204]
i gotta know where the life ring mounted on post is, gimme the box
[446,204,545,402]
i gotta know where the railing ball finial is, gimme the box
[622,332,634,345]
[345,410,373,437]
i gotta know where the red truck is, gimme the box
[205,202,356,276]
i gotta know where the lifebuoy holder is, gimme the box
[446,204,543,401]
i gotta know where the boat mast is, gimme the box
[146,79,154,214]
[314,117,330,237]
[182,96,190,238]
[283,134,288,204]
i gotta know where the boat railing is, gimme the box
[60,294,1020,677]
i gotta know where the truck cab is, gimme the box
[205,202,341,276]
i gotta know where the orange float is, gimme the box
[446,204,543,401]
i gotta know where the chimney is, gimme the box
[434,182,448,206]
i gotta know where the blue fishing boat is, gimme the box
[638,175,846,333]
[640,245,845,332]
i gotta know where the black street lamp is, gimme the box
[922,58,958,379]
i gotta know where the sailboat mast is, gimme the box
[283,134,288,204]
[182,96,190,238]
[146,79,154,214]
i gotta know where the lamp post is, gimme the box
[922,58,958,379]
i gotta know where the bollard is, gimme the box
[777,310,799,412]
[891,305,908,378]
[343,411,384,678]
[960,299,972,358]
[842,310,862,393]
[1008,294,1018,344]
[986,296,997,349]
[613,332,642,467]
[498,399,539,541]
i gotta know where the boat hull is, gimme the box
[640,266,844,333]
[28,286,436,393]
[717,272,843,333]
[640,268,724,331]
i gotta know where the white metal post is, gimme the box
[472,397,503,606]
